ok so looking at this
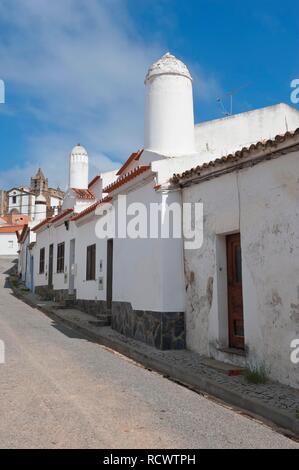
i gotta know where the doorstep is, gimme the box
[218,347,246,357]
[10,279,299,438]
[200,357,245,376]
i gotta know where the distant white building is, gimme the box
[0,225,22,256]
[19,52,299,388]
[7,187,36,218]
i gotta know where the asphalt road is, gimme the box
[0,256,298,449]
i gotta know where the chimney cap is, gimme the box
[145,52,192,83]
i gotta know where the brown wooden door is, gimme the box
[106,239,113,310]
[227,233,244,349]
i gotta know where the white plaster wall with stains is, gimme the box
[183,149,299,388]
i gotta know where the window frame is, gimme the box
[39,247,45,274]
[56,242,65,274]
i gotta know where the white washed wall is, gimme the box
[112,180,185,312]
[0,233,18,256]
[183,150,299,388]
[74,217,107,301]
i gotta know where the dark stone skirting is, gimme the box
[35,285,54,300]
[111,301,185,350]
[75,299,109,317]
[34,286,72,303]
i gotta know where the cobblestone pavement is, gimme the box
[2,257,299,448]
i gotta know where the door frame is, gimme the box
[106,239,113,310]
[226,233,245,350]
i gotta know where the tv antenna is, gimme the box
[217,82,250,117]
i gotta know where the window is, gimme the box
[8,240,14,249]
[12,196,17,204]
[39,248,45,274]
[57,242,65,273]
[86,244,96,281]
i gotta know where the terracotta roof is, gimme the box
[32,217,52,232]
[71,188,95,199]
[18,224,29,243]
[50,208,73,225]
[172,128,299,184]
[116,149,143,176]
[88,175,101,188]
[0,214,29,226]
[71,196,112,221]
[0,225,24,234]
[32,209,73,232]
[103,165,150,193]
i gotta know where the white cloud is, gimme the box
[0,0,222,189]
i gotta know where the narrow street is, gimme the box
[0,257,297,449]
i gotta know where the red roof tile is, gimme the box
[0,225,23,234]
[71,196,112,221]
[32,218,52,232]
[18,224,29,243]
[172,128,299,184]
[50,208,73,225]
[88,175,101,188]
[72,188,95,199]
[103,165,150,193]
[116,149,143,176]
[33,209,73,232]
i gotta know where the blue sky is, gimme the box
[0,0,298,190]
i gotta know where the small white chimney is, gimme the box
[69,144,89,189]
[34,192,47,222]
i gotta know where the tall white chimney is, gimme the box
[144,52,196,157]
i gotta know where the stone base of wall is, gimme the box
[75,299,109,317]
[35,285,54,300]
[52,289,70,303]
[35,286,73,304]
[111,302,185,350]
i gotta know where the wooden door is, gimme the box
[227,233,244,349]
[48,244,54,289]
[106,239,113,310]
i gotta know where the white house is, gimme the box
[172,128,299,388]
[0,225,22,256]
[20,52,299,387]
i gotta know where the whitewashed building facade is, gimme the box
[19,53,299,387]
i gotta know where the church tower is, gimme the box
[144,52,196,157]
[69,144,89,189]
[31,168,49,196]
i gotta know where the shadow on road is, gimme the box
[48,317,91,341]
[2,258,18,275]
[3,259,18,289]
